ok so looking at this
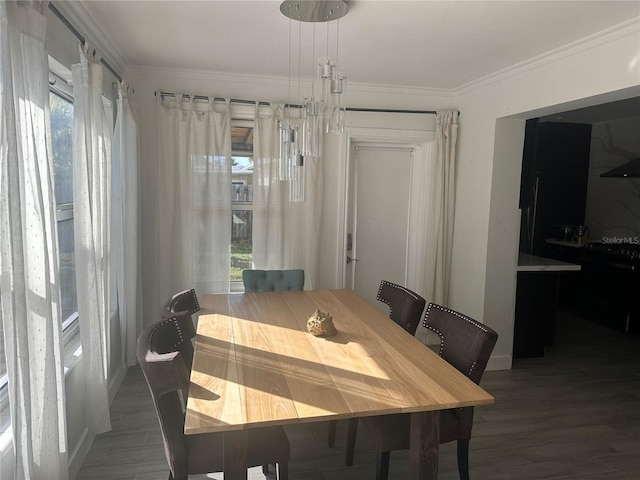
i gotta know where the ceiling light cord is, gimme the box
[311,23,316,96]
[336,18,340,69]
[287,15,292,123]
[297,17,302,108]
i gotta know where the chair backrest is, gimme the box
[423,303,498,384]
[376,280,426,335]
[242,269,305,293]
[161,288,201,316]
[137,312,201,478]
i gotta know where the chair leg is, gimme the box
[262,464,269,475]
[277,461,289,480]
[327,420,337,447]
[345,418,358,466]
[376,451,390,480]
[457,439,470,480]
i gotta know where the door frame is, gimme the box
[339,126,433,288]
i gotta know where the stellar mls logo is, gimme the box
[601,236,640,244]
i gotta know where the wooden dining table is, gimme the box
[185,289,494,479]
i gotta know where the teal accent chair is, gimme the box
[242,269,305,293]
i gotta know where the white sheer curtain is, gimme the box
[253,105,323,288]
[424,111,459,305]
[0,1,69,477]
[252,104,286,268]
[111,81,142,367]
[72,41,112,434]
[406,141,435,298]
[156,95,231,299]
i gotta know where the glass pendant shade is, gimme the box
[327,71,346,133]
[279,120,298,181]
[302,96,322,157]
[289,162,305,202]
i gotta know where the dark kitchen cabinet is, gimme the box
[513,271,557,358]
[519,121,592,258]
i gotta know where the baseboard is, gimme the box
[68,428,94,480]
[486,354,512,371]
[109,362,128,404]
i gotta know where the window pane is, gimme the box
[58,218,77,322]
[231,210,253,282]
[232,156,253,202]
[50,92,73,205]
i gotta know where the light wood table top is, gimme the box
[186,289,494,479]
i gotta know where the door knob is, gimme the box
[346,256,358,264]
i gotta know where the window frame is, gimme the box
[50,74,80,345]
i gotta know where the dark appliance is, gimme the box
[519,120,592,256]
[574,242,640,333]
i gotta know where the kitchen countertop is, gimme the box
[517,253,582,272]
[545,238,587,248]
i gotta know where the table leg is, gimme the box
[223,429,248,480]
[409,410,440,479]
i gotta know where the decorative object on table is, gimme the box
[306,308,337,336]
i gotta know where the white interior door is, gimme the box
[348,144,413,311]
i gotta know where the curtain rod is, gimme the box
[346,107,437,115]
[155,91,272,106]
[48,3,123,83]
[155,91,441,115]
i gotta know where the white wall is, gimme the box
[453,20,640,369]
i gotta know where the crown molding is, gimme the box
[350,81,455,99]
[126,65,455,104]
[50,1,126,77]
[454,17,640,96]
[127,65,288,89]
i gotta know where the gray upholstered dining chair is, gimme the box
[242,269,304,292]
[327,280,426,465]
[376,280,426,334]
[360,303,498,480]
[161,288,200,317]
[157,288,200,368]
[137,311,290,480]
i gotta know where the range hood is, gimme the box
[600,157,640,178]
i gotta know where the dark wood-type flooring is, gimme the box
[77,310,640,480]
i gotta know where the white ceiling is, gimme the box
[79,0,640,91]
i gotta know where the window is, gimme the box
[230,121,254,290]
[0,76,77,409]
[50,86,79,337]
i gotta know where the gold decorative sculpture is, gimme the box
[306,309,337,337]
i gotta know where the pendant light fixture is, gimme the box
[279,0,349,202]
